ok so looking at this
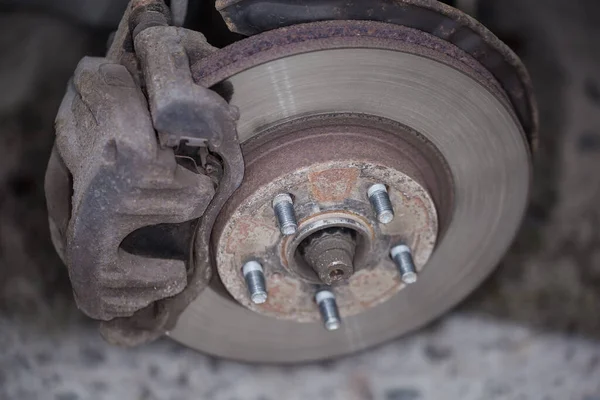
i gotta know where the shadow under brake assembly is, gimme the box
[45,0,536,362]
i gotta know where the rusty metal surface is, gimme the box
[45,8,533,358]
[162,99,245,332]
[46,2,245,344]
[169,20,531,360]
[213,0,538,150]
[129,0,171,38]
[215,164,438,322]
[170,0,189,26]
[212,116,442,322]
[102,20,246,341]
[47,57,216,321]
[134,26,236,148]
[283,213,375,284]
[106,1,139,82]
[192,20,507,116]
[301,228,357,285]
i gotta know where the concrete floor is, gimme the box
[1,1,600,399]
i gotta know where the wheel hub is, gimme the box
[213,116,441,322]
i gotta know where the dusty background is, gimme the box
[1,0,600,399]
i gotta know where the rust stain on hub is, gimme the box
[225,217,279,255]
[309,168,359,202]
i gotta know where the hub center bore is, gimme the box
[300,227,357,285]
[285,213,373,285]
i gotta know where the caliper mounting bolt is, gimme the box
[272,193,298,235]
[242,261,268,304]
[390,244,418,284]
[315,289,341,331]
[368,183,394,224]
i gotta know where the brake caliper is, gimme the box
[45,0,243,345]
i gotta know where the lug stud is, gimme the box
[390,244,418,284]
[272,193,298,235]
[315,289,341,331]
[242,261,268,304]
[368,184,394,224]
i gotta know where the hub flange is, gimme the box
[212,116,442,322]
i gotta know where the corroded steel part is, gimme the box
[47,57,215,321]
[45,1,535,361]
[301,228,357,285]
[46,4,245,345]
[214,0,538,150]
[211,116,442,323]
[170,20,531,362]
[134,26,238,148]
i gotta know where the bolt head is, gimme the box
[251,291,268,304]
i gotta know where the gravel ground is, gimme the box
[1,1,600,399]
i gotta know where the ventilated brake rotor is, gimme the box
[165,20,531,362]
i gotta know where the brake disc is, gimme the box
[46,0,536,362]
[165,20,532,362]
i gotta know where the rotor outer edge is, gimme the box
[213,0,538,151]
